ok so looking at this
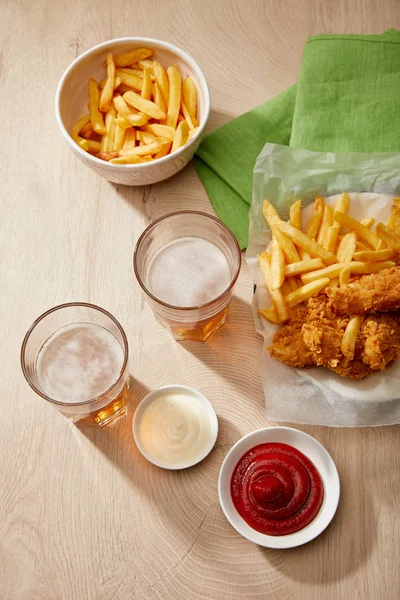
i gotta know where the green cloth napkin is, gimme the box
[194,29,400,249]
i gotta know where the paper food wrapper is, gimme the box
[246,143,400,427]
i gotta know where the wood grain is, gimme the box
[1,0,399,598]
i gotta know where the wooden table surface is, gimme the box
[1,1,399,598]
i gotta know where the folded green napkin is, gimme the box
[194,29,400,249]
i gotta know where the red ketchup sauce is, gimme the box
[231,443,324,536]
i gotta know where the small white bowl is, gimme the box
[218,427,340,549]
[133,385,218,470]
[55,37,210,186]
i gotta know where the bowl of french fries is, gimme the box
[55,38,210,185]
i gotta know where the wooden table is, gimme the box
[1,1,399,598]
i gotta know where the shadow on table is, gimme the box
[179,294,264,401]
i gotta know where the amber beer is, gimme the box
[134,211,241,342]
[21,303,129,427]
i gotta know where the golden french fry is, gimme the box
[273,227,301,263]
[181,101,198,129]
[360,217,375,229]
[182,77,197,121]
[353,248,395,262]
[355,240,374,251]
[171,119,189,153]
[141,123,175,141]
[87,140,101,154]
[137,131,157,145]
[317,205,334,247]
[71,114,91,151]
[154,142,172,159]
[326,223,340,252]
[123,90,166,120]
[101,105,117,152]
[115,69,143,91]
[375,222,400,250]
[152,81,168,116]
[335,192,350,214]
[136,59,154,71]
[284,278,330,308]
[341,316,364,359]
[117,67,144,78]
[337,232,356,262]
[116,83,134,93]
[305,196,325,239]
[334,211,380,249]
[88,78,106,135]
[153,60,169,107]
[271,239,285,290]
[258,307,281,325]
[80,120,94,139]
[299,249,311,260]
[276,221,337,265]
[284,258,324,277]
[113,123,125,152]
[188,127,199,141]
[387,199,400,236]
[122,128,136,149]
[141,67,152,100]
[339,261,396,286]
[99,54,116,112]
[115,116,135,129]
[376,238,386,250]
[119,141,164,156]
[301,262,353,284]
[99,76,121,90]
[110,155,152,164]
[287,276,299,292]
[166,65,181,128]
[113,94,149,127]
[289,200,302,230]
[95,151,119,161]
[112,47,153,68]
[258,252,290,322]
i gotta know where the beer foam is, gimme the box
[36,323,124,403]
[147,237,231,307]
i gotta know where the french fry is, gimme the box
[137,131,157,145]
[301,262,353,284]
[326,223,340,252]
[112,123,125,152]
[88,78,106,135]
[187,126,199,141]
[110,155,152,164]
[334,211,380,249]
[152,81,168,115]
[122,128,136,149]
[80,120,94,139]
[117,67,144,78]
[87,140,101,154]
[276,221,337,265]
[337,232,356,262]
[71,114,90,150]
[341,316,364,360]
[262,200,300,262]
[112,47,153,68]
[305,196,325,239]
[123,90,166,120]
[353,248,395,262]
[335,192,350,214]
[141,123,175,141]
[153,60,169,107]
[287,277,300,292]
[136,59,154,71]
[258,307,281,325]
[99,76,121,90]
[339,261,396,286]
[355,240,374,252]
[376,222,400,250]
[387,199,400,235]
[119,141,164,157]
[284,278,330,308]
[171,120,189,153]
[376,238,386,250]
[271,238,285,290]
[113,94,149,127]
[101,105,117,152]
[154,142,172,159]
[317,205,334,247]
[94,151,119,161]
[166,65,181,128]
[289,200,302,230]
[284,258,324,277]
[99,54,116,112]
[115,70,143,91]
[181,101,198,129]
[360,217,375,229]
[258,252,290,322]
[182,77,197,121]
[141,67,152,100]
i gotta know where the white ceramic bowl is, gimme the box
[218,427,340,549]
[55,38,210,186]
[133,385,218,470]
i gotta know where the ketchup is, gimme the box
[231,443,324,536]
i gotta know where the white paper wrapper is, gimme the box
[246,143,400,427]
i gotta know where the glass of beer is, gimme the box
[133,211,241,342]
[21,303,129,427]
